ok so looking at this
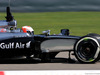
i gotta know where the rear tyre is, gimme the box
[74,36,100,63]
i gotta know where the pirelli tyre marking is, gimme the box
[75,37,100,62]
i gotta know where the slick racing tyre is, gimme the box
[74,36,100,63]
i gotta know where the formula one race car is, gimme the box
[0,6,100,63]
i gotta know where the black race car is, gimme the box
[0,6,100,63]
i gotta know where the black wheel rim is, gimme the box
[77,39,98,61]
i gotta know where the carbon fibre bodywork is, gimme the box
[34,35,80,52]
[0,32,80,58]
[0,32,34,58]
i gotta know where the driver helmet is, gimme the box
[22,26,34,35]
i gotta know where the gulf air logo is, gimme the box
[26,41,31,48]
[0,41,31,49]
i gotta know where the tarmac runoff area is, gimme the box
[0,52,100,70]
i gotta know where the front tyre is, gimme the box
[74,37,100,63]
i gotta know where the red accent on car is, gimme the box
[0,71,4,75]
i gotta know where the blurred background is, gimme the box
[1,0,100,12]
[0,0,100,36]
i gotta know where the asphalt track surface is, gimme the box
[0,52,100,70]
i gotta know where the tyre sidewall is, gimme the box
[74,36,100,63]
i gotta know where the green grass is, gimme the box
[0,12,100,36]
